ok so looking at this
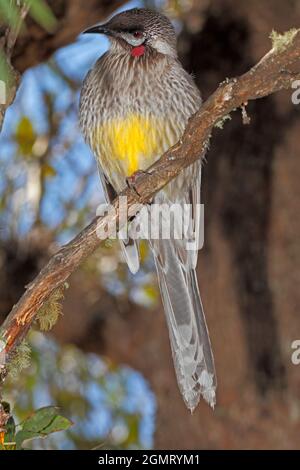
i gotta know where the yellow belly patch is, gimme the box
[92,114,173,178]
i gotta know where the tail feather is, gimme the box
[119,235,140,274]
[151,237,216,412]
[114,161,216,411]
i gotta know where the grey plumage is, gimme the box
[79,7,216,410]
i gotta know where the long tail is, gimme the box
[150,236,216,412]
[115,158,216,410]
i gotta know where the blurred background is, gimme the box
[0,0,300,450]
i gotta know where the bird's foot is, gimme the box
[126,170,150,197]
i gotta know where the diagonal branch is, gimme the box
[1,29,300,372]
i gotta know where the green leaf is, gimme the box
[16,406,72,449]
[15,429,41,450]
[42,415,72,434]
[25,0,57,32]
[22,406,60,433]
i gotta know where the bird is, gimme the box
[79,7,216,411]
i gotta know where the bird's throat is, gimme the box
[131,45,146,57]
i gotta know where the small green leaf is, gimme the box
[16,406,72,449]
[22,406,59,433]
[42,415,72,434]
[15,429,41,450]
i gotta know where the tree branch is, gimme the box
[1,29,300,373]
[12,0,127,73]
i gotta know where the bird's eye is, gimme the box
[133,31,143,38]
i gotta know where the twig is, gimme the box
[5,2,30,54]
[0,1,29,131]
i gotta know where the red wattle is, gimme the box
[131,45,145,57]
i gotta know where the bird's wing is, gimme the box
[150,162,216,411]
[97,164,140,274]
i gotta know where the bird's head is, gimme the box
[83,8,177,58]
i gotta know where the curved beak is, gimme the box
[82,24,114,36]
